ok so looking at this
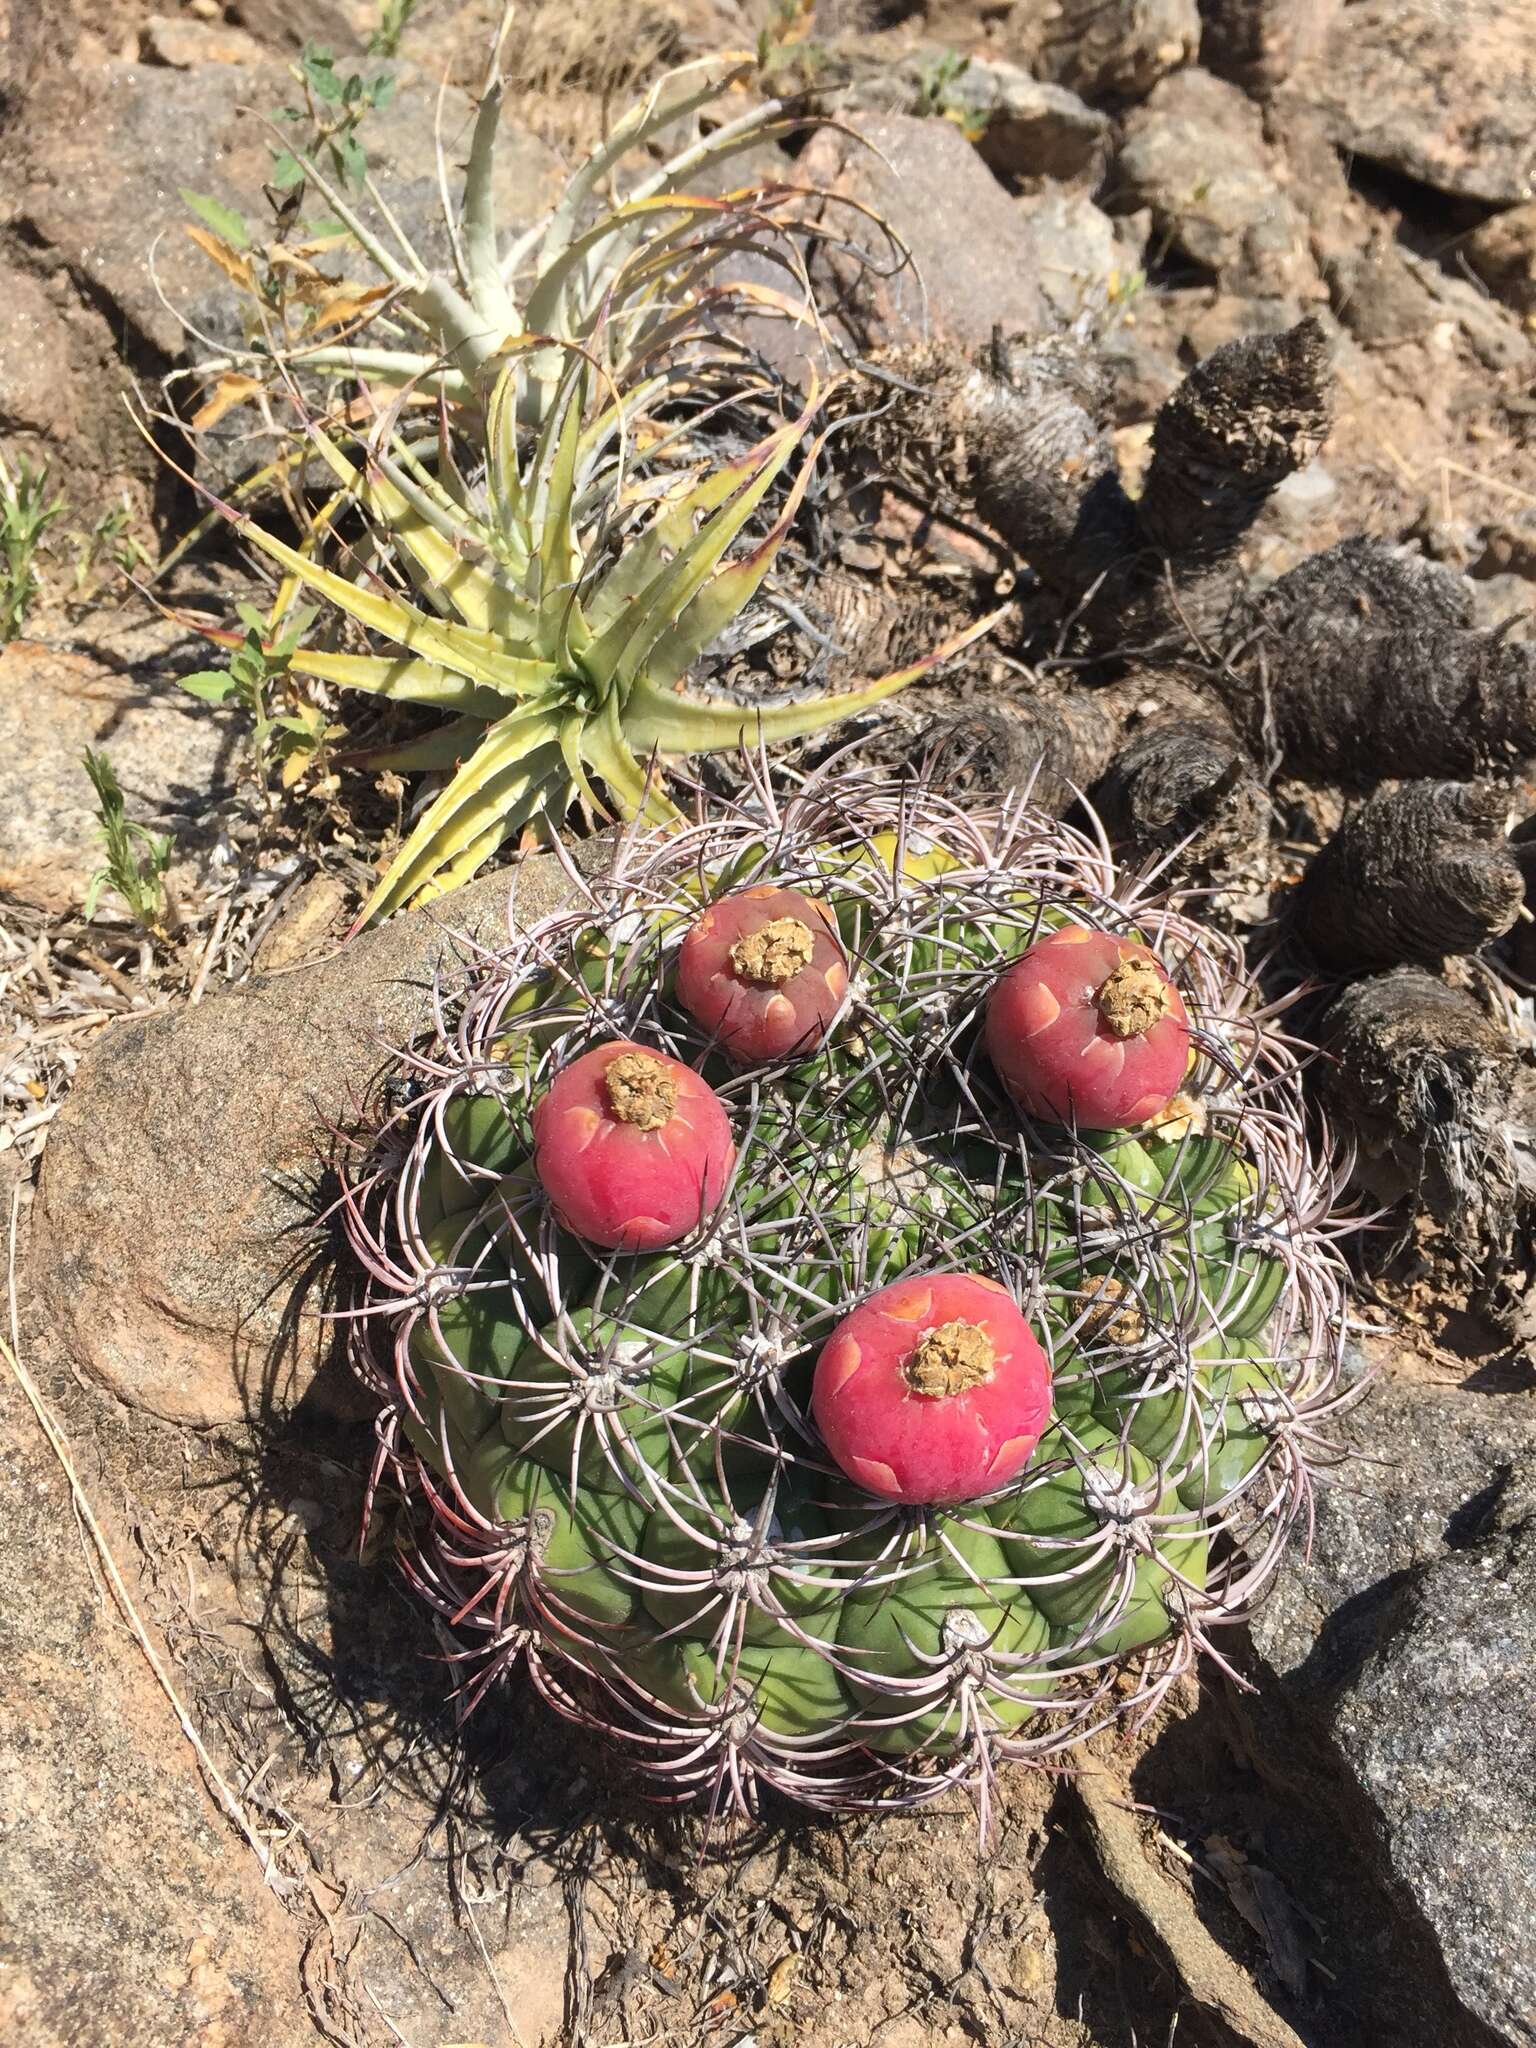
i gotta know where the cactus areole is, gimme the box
[985,926,1191,1130]
[813,1273,1053,1504]
[345,774,1349,1824]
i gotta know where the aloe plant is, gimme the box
[173,50,992,922]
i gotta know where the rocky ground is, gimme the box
[2,2,1535,2045]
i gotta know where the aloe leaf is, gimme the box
[304,430,535,645]
[623,607,1010,751]
[461,80,520,344]
[285,646,518,718]
[485,357,532,566]
[640,429,822,691]
[359,707,569,922]
[235,511,541,697]
[346,715,487,774]
[583,403,815,689]
[531,57,751,314]
[534,357,586,605]
[581,695,685,826]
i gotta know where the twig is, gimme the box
[1,1187,291,1893]
[189,894,233,1006]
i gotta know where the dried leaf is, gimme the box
[1204,1833,1310,2000]
[190,374,264,432]
[765,1955,801,2005]
[308,284,392,336]
[182,224,253,292]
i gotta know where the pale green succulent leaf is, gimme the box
[624,606,1010,751]
[580,695,685,827]
[348,714,488,774]
[236,513,544,698]
[532,56,751,313]
[461,80,520,343]
[640,427,821,691]
[304,430,537,646]
[585,404,816,690]
[359,706,571,923]
[284,646,517,718]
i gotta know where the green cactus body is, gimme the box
[346,777,1348,1815]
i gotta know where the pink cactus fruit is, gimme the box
[531,1041,735,1251]
[984,925,1191,1131]
[811,1272,1053,1506]
[675,885,849,1063]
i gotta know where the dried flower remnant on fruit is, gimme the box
[1096,957,1171,1039]
[813,1273,1053,1505]
[604,1051,678,1130]
[985,926,1191,1130]
[904,1320,996,1397]
[677,885,849,1063]
[1079,1275,1147,1346]
[731,916,816,987]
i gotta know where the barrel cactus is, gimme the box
[342,769,1350,1822]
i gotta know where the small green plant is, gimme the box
[367,0,419,58]
[271,45,397,193]
[179,602,322,788]
[69,497,149,600]
[81,750,177,937]
[0,449,63,642]
[914,49,990,144]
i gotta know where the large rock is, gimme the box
[1198,0,1338,92]
[1296,0,1536,205]
[1117,68,1313,299]
[1252,1367,1536,2048]
[29,853,589,1427]
[0,642,242,916]
[797,113,1052,352]
[11,57,561,360]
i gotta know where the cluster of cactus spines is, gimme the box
[339,766,1351,1826]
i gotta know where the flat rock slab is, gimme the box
[1252,1366,1536,2047]
[0,641,242,916]
[29,853,588,1427]
[1297,0,1536,204]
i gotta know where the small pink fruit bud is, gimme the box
[985,925,1190,1130]
[811,1272,1052,1506]
[676,885,848,1063]
[531,1041,735,1251]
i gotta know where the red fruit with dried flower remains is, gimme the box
[811,1272,1053,1506]
[531,1040,735,1251]
[676,885,848,1063]
[985,926,1190,1131]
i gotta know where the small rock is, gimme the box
[1268,457,1338,525]
[1019,188,1138,321]
[1118,68,1313,298]
[250,870,352,972]
[1253,1369,1536,2048]
[139,14,265,65]
[885,55,1109,187]
[1199,0,1332,91]
[29,852,590,1425]
[1295,0,1536,205]
[1008,0,1201,103]
[797,113,1051,352]
[0,642,240,917]
[1465,201,1536,316]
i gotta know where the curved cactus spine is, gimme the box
[340,766,1354,1823]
